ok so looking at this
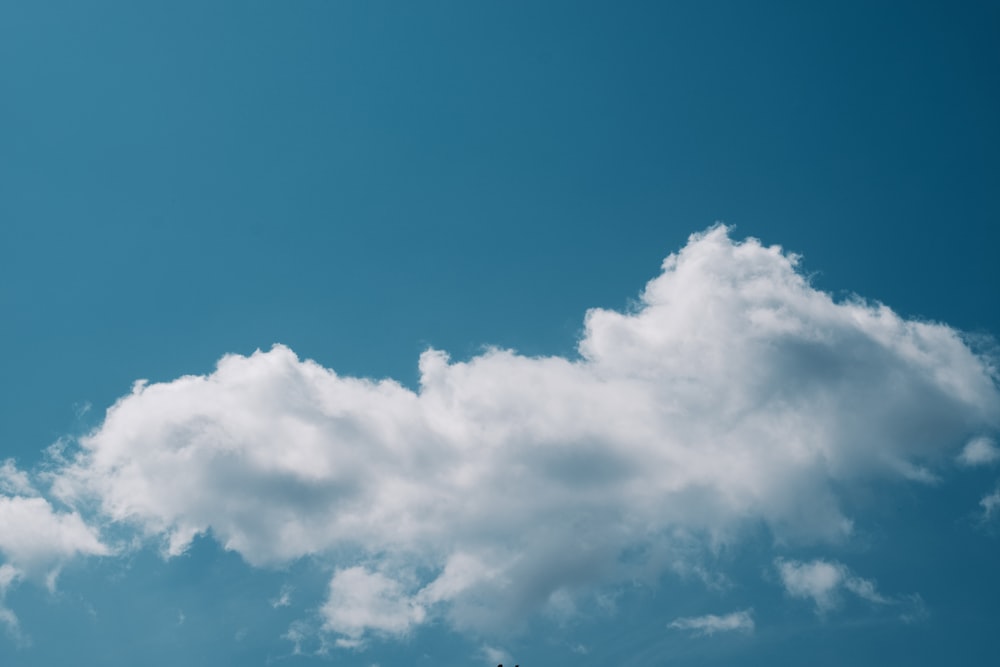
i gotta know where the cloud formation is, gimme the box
[0,460,35,497]
[0,461,109,642]
[775,558,893,613]
[981,489,1000,520]
[958,437,1000,466]
[0,459,109,582]
[321,567,426,647]
[49,226,999,644]
[668,609,754,635]
[0,564,23,642]
[0,495,108,575]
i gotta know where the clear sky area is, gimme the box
[2,2,999,665]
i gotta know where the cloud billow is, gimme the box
[47,226,999,644]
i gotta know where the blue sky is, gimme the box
[2,1,999,665]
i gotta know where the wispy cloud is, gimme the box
[0,565,26,646]
[669,609,754,636]
[776,559,895,613]
[282,620,309,655]
[958,437,1000,466]
[480,644,511,664]
[0,460,35,497]
[981,489,1000,520]
[270,585,293,609]
[0,606,25,646]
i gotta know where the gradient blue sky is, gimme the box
[2,2,999,665]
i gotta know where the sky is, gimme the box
[1,1,999,665]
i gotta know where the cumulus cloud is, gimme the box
[48,226,999,644]
[669,609,754,635]
[958,437,1000,466]
[775,559,893,612]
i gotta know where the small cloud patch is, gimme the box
[775,558,905,614]
[958,437,1000,466]
[669,609,754,636]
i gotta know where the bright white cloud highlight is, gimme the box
[0,496,109,574]
[958,437,1000,466]
[321,567,426,645]
[50,226,1000,644]
[669,609,754,635]
[0,481,109,594]
[776,559,892,612]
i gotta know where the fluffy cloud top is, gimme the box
[51,226,999,642]
[668,609,754,635]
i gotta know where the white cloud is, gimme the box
[320,567,426,644]
[0,459,109,634]
[0,460,35,497]
[669,609,754,635]
[282,620,309,655]
[958,437,1000,466]
[843,576,892,605]
[777,559,846,611]
[271,585,293,609]
[49,226,999,643]
[0,604,19,628]
[480,644,511,664]
[0,565,19,591]
[0,564,23,642]
[981,489,1000,519]
[775,558,893,612]
[0,494,109,579]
